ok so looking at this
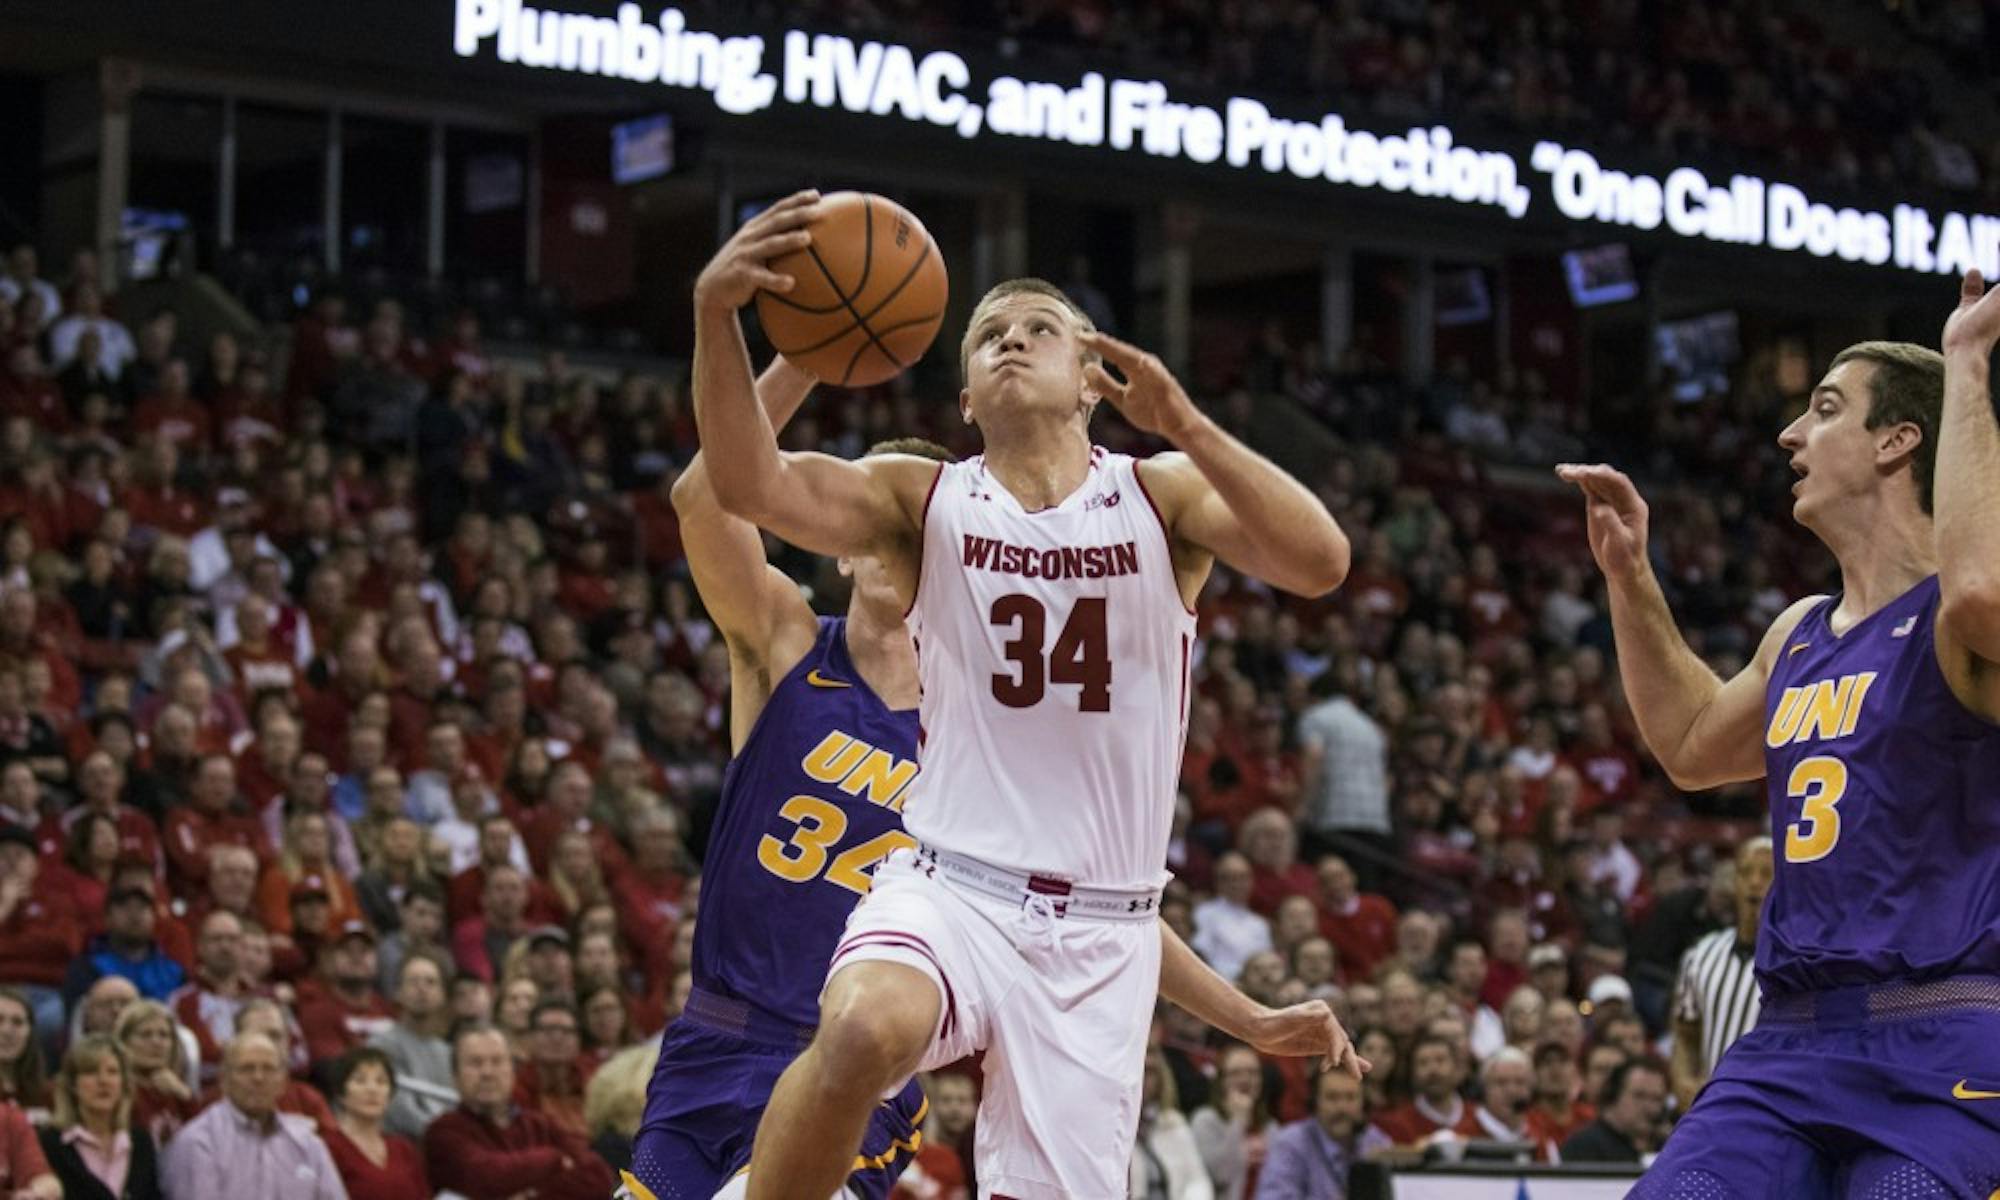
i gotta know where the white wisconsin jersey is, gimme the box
[904,449,1198,888]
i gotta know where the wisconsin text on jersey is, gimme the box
[959,533,1141,580]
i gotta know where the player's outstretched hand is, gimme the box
[1078,330,1204,444]
[1556,462,1651,583]
[1247,999,1372,1080]
[1944,268,2000,357]
[693,189,821,315]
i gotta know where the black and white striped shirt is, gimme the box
[1673,928,1761,1076]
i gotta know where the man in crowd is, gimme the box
[369,950,458,1137]
[1561,1057,1669,1164]
[424,1022,615,1199]
[163,1031,348,1199]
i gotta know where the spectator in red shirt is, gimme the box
[424,1023,614,1200]
[519,762,603,878]
[0,826,82,1047]
[1480,908,1533,1012]
[1240,806,1316,916]
[324,1045,430,1200]
[131,360,210,453]
[256,811,363,937]
[41,811,119,933]
[169,908,252,1085]
[55,749,162,872]
[1367,1032,1470,1147]
[513,1000,592,1138]
[610,809,684,953]
[163,755,268,895]
[1525,1040,1594,1149]
[445,816,553,928]
[119,443,207,540]
[1314,853,1398,982]
[182,844,260,932]
[296,922,394,1071]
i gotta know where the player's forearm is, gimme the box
[1667,1019,1705,1110]
[1159,920,1265,1041]
[692,304,789,521]
[673,357,816,517]
[1936,347,2000,657]
[1173,415,1350,595]
[1603,564,1726,786]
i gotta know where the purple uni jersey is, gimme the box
[1759,574,2000,995]
[691,616,919,1027]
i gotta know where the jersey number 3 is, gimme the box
[1784,756,1848,864]
[757,796,916,895]
[990,594,1111,711]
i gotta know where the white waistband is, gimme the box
[913,843,1162,921]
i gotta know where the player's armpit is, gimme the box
[735,451,937,567]
[1666,594,1823,791]
[1933,615,2000,723]
[1136,451,1343,600]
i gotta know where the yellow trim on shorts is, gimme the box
[618,1171,660,1200]
[850,1096,929,1171]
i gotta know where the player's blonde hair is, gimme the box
[958,277,1098,382]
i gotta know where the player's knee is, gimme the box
[815,970,935,1084]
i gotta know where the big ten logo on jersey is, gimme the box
[1765,672,1877,866]
[755,730,919,896]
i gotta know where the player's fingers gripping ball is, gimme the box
[754,191,949,388]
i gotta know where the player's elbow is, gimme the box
[704,466,777,525]
[1291,529,1351,598]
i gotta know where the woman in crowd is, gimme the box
[579,984,636,1068]
[256,809,362,935]
[1190,1042,1277,1200]
[546,829,609,921]
[323,1047,428,1200]
[45,812,121,933]
[113,1003,197,1147]
[1131,1048,1212,1199]
[38,1035,161,1200]
[0,990,50,1116]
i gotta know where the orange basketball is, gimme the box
[754,192,948,388]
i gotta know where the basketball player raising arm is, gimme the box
[696,190,1361,1050]
[1557,273,2000,1194]
[697,191,1362,1199]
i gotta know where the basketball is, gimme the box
[754,191,948,388]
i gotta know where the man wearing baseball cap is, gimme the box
[62,865,185,1005]
[295,918,393,1072]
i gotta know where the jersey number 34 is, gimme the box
[990,594,1111,712]
[757,796,917,895]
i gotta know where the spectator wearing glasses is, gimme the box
[162,1031,346,1199]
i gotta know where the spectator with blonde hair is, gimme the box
[114,1001,197,1147]
[581,1037,657,1175]
[40,1034,163,1199]
[1131,1047,1212,1199]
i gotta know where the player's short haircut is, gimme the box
[958,277,1097,382]
[1828,341,1945,514]
[864,437,954,464]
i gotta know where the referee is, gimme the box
[1667,836,1774,1111]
